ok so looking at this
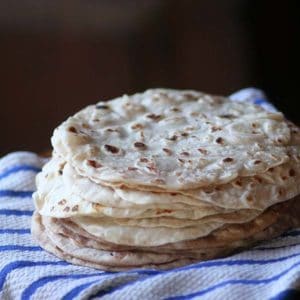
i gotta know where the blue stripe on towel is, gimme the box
[165,260,300,299]
[91,252,300,298]
[0,165,41,181]
[0,245,42,252]
[0,209,33,216]
[0,228,30,234]
[0,190,34,198]
[0,260,69,290]
[62,279,101,300]
[21,274,107,300]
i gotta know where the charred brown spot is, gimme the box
[246,195,254,202]
[180,152,189,156]
[146,163,157,172]
[96,104,109,109]
[268,167,274,172]
[134,142,147,150]
[234,179,242,187]
[106,128,119,132]
[204,189,214,194]
[289,169,296,177]
[166,135,178,141]
[156,209,173,215]
[92,118,100,122]
[254,160,262,165]
[181,132,189,137]
[68,126,77,133]
[278,188,285,196]
[87,160,102,168]
[170,107,180,112]
[211,126,222,132]
[219,114,235,118]
[131,123,144,130]
[140,157,149,163]
[251,123,257,128]
[82,123,90,129]
[223,157,234,163]
[146,114,162,121]
[128,167,138,171]
[170,193,178,196]
[58,169,63,175]
[104,144,120,154]
[215,137,224,144]
[153,178,165,185]
[198,148,208,155]
[63,206,70,212]
[277,138,283,143]
[281,175,288,180]
[71,205,79,212]
[184,93,198,100]
[178,158,185,163]
[163,148,172,155]
[58,199,67,205]
[254,176,263,184]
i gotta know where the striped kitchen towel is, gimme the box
[0,88,300,300]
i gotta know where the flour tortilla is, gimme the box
[51,88,292,190]
[31,196,300,270]
[61,149,300,210]
[48,196,300,252]
[32,212,200,271]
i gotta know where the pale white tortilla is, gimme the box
[51,88,292,190]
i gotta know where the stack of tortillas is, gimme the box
[32,89,300,271]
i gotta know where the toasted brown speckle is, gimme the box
[254,160,262,165]
[63,206,70,212]
[87,160,102,168]
[128,167,138,171]
[131,123,144,130]
[82,123,90,129]
[146,114,162,121]
[68,126,77,133]
[198,148,208,155]
[223,157,234,163]
[152,178,165,185]
[96,104,109,109]
[289,169,296,177]
[180,152,189,156]
[211,126,222,132]
[219,114,235,118]
[140,157,149,163]
[215,137,224,144]
[71,205,79,212]
[58,199,67,205]
[134,142,147,150]
[166,135,177,141]
[181,132,189,137]
[163,148,172,155]
[104,144,120,154]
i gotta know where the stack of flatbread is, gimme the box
[32,89,300,271]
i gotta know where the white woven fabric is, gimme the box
[0,89,299,300]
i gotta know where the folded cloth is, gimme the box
[0,89,299,300]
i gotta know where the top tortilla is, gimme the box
[52,88,294,190]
